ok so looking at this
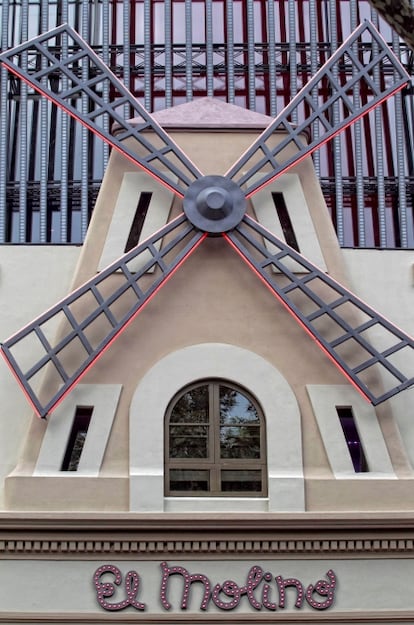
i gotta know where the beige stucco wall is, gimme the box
[0,246,81,508]
[343,249,414,468]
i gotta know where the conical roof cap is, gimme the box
[129,97,275,129]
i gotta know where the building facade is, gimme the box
[1,1,414,623]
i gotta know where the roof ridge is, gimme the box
[129,97,275,129]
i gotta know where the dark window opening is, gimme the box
[124,192,152,252]
[272,191,300,252]
[61,406,93,471]
[336,406,368,473]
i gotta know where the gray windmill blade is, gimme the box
[1,216,206,418]
[0,23,203,198]
[225,20,410,198]
[0,24,207,418]
[224,215,414,405]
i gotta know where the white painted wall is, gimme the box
[130,343,304,513]
[0,557,413,615]
[0,246,81,507]
[343,249,414,466]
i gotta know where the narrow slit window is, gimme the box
[272,192,300,251]
[124,192,152,252]
[61,406,93,471]
[336,406,368,473]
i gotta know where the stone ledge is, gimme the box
[1,537,414,557]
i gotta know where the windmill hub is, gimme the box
[183,175,246,234]
[198,187,227,216]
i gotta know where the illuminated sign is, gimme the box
[93,561,337,612]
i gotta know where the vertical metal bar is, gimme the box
[39,0,48,242]
[309,0,320,177]
[91,0,101,48]
[266,0,277,117]
[8,3,19,229]
[123,0,131,114]
[18,0,29,242]
[226,0,235,103]
[59,0,69,242]
[350,0,366,246]
[205,0,214,97]
[0,0,9,242]
[371,7,387,247]
[101,0,110,170]
[392,29,410,247]
[329,0,345,246]
[164,0,173,108]
[288,0,297,123]
[277,2,289,109]
[144,0,152,111]
[246,0,256,110]
[185,0,193,101]
[67,0,81,242]
[80,0,89,239]
[27,11,40,221]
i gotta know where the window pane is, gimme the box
[220,426,260,459]
[61,406,93,471]
[166,380,266,497]
[219,385,259,425]
[336,407,368,472]
[169,425,209,458]
[219,385,260,459]
[221,470,262,492]
[170,385,209,423]
[170,469,209,492]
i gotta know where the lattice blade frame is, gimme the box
[225,20,410,198]
[224,215,414,405]
[0,24,203,197]
[1,216,206,418]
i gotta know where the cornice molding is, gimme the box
[1,536,414,558]
[2,511,414,531]
[1,513,414,558]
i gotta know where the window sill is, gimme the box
[164,497,269,513]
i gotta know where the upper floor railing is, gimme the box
[1,0,413,247]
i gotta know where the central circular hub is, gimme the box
[183,175,246,234]
[196,186,230,221]
[203,188,226,211]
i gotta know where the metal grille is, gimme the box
[0,0,414,247]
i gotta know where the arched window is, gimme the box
[165,380,267,497]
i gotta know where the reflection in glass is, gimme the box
[219,385,260,459]
[171,385,209,423]
[170,469,209,492]
[221,470,262,492]
[170,385,209,458]
[169,425,208,458]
